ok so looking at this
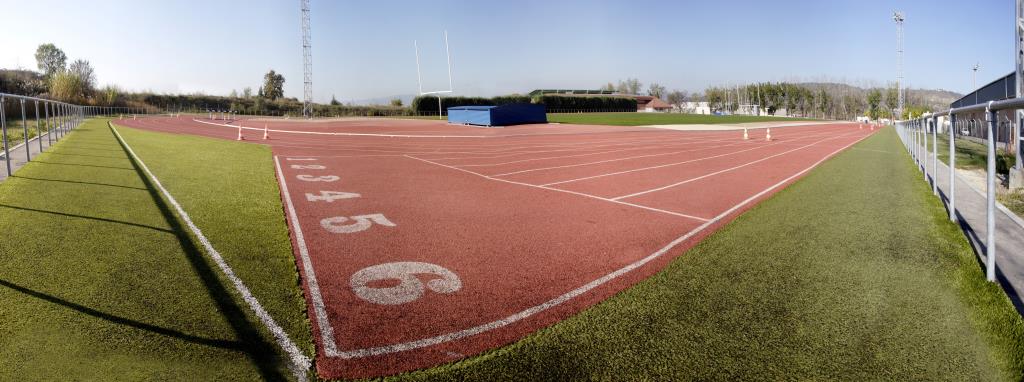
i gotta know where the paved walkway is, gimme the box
[916,139,1024,311]
[0,127,66,183]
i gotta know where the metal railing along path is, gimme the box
[0,93,87,179]
[897,97,1024,282]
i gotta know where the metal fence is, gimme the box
[0,93,86,177]
[896,97,1024,282]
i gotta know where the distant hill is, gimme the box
[798,82,961,111]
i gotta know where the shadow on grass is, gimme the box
[12,174,146,191]
[0,204,173,234]
[0,279,244,350]
[108,124,288,381]
[26,161,135,170]
[936,185,1024,315]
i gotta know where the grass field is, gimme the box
[2,120,1022,381]
[546,112,816,126]
[390,127,1024,381]
[0,118,311,380]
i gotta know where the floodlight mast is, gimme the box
[893,11,905,120]
[300,0,313,118]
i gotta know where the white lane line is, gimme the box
[404,155,709,222]
[490,140,751,177]
[539,130,842,187]
[330,130,872,359]
[109,124,311,380]
[611,131,863,201]
[194,118,488,138]
[273,156,342,359]
[461,134,749,169]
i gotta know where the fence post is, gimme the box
[932,116,938,194]
[985,103,997,282]
[922,117,929,181]
[34,101,42,152]
[45,102,51,146]
[20,99,30,162]
[949,113,957,222]
[1,96,9,175]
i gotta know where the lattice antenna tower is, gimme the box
[893,11,905,118]
[301,0,313,118]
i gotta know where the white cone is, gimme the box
[743,128,749,140]
[237,125,245,141]
[263,124,270,140]
[765,128,772,141]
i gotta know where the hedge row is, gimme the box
[411,94,636,115]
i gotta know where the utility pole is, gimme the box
[893,11,905,119]
[300,0,313,118]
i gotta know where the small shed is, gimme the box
[448,103,547,127]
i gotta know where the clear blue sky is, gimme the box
[0,0,1016,103]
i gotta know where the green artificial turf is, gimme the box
[389,127,1024,381]
[0,118,311,380]
[546,112,816,126]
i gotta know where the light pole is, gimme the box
[893,11,905,119]
[973,63,980,89]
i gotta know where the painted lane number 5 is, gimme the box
[350,262,461,305]
[320,214,395,234]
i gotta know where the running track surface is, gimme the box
[115,117,878,379]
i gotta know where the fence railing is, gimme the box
[0,93,87,177]
[896,97,1024,282]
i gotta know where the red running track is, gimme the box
[115,117,878,379]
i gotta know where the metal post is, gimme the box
[20,99,30,162]
[949,113,957,222]
[986,104,997,282]
[932,116,938,194]
[922,117,929,181]
[1,96,9,175]
[45,102,51,146]
[34,101,42,152]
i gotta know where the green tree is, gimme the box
[330,94,341,106]
[647,83,666,99]
[666,90,686,107]
[242,87,253,98]
[884,86,899,115]
[48,71,84,102]
[866,89,882,120]
[390,98,403,107]
[68,59,95,94]
[34,43,66,77]
[262,70,285,100]
[100,85,120,106]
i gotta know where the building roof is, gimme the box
[529,89,616,96]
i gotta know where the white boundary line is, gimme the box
[612,131,862,200]
[109,123,312,380]
[274,156,342,358]
[294,127,873,359]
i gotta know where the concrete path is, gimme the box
[0,127,67,183]
[917,139,1024,311]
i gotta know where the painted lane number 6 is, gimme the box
[321,214,395,234]
[350,262,461,305]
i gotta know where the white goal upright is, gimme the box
[415,30,454,119]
